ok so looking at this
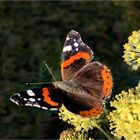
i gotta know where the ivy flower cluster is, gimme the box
[108,83,140,140]
[59,105,97,140]
[123,29,140,70]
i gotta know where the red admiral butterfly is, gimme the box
[10,30,113,117]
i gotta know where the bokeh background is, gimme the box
[0,1,140,139]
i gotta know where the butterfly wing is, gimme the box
[61,30,94,80]
[72,61,113,100]
[10,86,63,111]
[60,61,112,117]
[61,92,104,117]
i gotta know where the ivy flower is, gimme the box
[59,105,97,139]
[108,82,140,140]
[59,105,111,139]
[123,29,140,70]
[59,128,94,140]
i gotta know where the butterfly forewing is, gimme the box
[61,30,94,80]
[10,86,63,111]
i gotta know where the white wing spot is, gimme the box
[74,39,76,41]
[25,103,32,106]
[29,98,35,102]
[27,90,35,96]
[37,98,41,101]
[16,93,21,97]
[66,37,70,40]
[63,45,72,52]
[34,104,41,108]
[42,106,48,110]
[50,108,58,111]
[81,42,85,46]
[24,98,27,101]
[74,42,79,47]
[14,101,19,105]
[76,48,78,51]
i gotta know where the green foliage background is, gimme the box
[0,1,140,139]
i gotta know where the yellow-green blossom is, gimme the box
[59,128,94,140]
[108,82,140,140]
[59,105,98,132]
[59,105,111,139]
[123,29,140,70]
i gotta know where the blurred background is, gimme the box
[0,1,140,139]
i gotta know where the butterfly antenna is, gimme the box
[44,61,56,81]
[26,82,52,85]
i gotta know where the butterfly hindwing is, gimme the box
[61,30,94,80]
[62,92,104,117]
[10,86,63,111]
[72,61,113,100]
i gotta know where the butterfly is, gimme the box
[10,30,113,117]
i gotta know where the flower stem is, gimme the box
[96,124,112,139]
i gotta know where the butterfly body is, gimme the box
[10,30,113,118]
[53,81,89,97]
